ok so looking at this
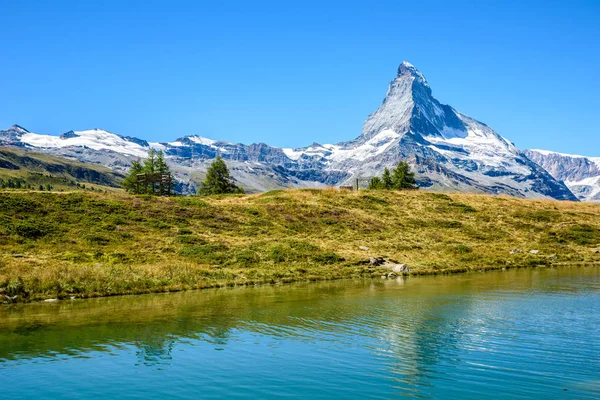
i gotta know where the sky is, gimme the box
[1,0,599,155]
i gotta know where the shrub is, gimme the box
[179,243,229,264]
[437,220,463,229]
[12,220,55,239]
[148,220,171,230]
[429,193,452,201]
[234,250,260,267]
[5,276,26,296]
[550,224,600,245]
[313,252,345,264]
[268,240,322,263]
[108,252,130,264]
[177,235,204,244]
[359,195,390,206]
[452,245,472,254]
[85,234,111,245]
[0,195,41,213]
[515,210,561,223]
[449,203,476,213]
[62,252,92,263]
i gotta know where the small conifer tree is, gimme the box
[123,158,144,194]
[368,176,384,190]
[369,161,418,191]
[391,161,418,190]
[198,156,244,195]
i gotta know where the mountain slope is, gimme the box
[0,146,124,190]
[0,62,577,200]
[524,149,600,202]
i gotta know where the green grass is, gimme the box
[0,189,599,301]
[0,146,124,192]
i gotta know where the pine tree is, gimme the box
[155,150,169,174]
[143,149,157,194]
[391,161,418,190]
[155,150,175,195]
[368,176,384,190]
[369,161,418,191]
[381,168,393,189]
[123,158,144,194]
[143,149,157,174]
[198,156,244,195]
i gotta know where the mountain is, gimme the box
[0,62,577,200]
[0,146,125,190]
[524,150,600,202]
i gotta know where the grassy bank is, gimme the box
[1,189,599,301]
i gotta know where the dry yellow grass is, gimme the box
[1,189,599,301]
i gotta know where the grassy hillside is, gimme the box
[1,189,599,301]
[0,146,124,191]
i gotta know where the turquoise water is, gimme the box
[1,267,599,399]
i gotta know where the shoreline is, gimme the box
[4,261,600,304]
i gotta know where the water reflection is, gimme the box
[1,267,599,399]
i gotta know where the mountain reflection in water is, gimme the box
[1,267,599,399]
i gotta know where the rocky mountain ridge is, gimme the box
[524,150,600,202]
[0,62,579,200]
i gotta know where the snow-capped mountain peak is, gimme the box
[0,61,580,200]
[19,128,149,157]
[397,61,429,87]
[10,124,29,134]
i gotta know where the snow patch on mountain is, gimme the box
[329,129,400,162]
[20,129,149,158]
[525,149,600,202]
[188,136,216,146]
[528,149,600,168]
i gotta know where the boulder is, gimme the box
[359,246,370,251]
[369,257,385,266]
[529,250,540,255]
[392,264,410,273]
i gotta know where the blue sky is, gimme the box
[1,0,599,155]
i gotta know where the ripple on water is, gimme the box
[0,267,599,399]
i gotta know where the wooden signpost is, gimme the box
[136,173,172,196]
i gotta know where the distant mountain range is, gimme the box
[524,150,600,202]
[1,61,596,201]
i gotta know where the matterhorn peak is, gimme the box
[396,61,429,87]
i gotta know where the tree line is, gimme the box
[123,151,243,196]
[124,150,417,196]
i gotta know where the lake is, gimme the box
[1,267,599,399]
